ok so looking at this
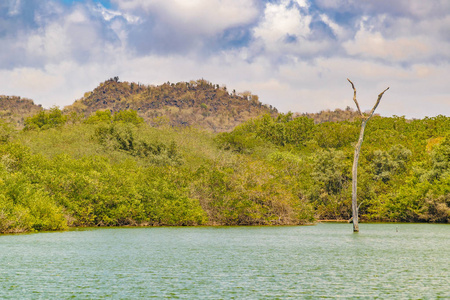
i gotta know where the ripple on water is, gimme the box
[0,223,449,299]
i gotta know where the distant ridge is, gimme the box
[1,78,377,131]
[0,95,42,127]
[299,106,367,124]
[64,78,277,132]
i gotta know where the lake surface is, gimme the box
[0,223,449,299]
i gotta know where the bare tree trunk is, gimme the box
[351,119,368,232]
[347,79,389,233]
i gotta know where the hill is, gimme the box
[0,78,368,131]
[64,78,277,132]
[0,96,43,127]
[1,78,381,132]
[299,106,376,124]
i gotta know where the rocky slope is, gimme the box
[64,78,277,132]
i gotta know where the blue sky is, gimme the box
[1,0,450,118]
[62,0,111,8]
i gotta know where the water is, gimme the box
[0,223,449,299]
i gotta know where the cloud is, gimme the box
[341,15,450,65]
[93,3,139,23]
[0,0,449,119]
[253,1,312,48]
[109,0,260,56]
[250,0,349,66]
[112,0,259,35]
[0,1,124,69]
[343,27,430,62]
[314,0,450,19]
[5,0,22,16]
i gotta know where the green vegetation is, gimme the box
[24,106,68,130]
[1,77,449,233]
[1,106,449,234]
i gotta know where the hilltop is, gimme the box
[0,96,42,127]
[64,78,277,132]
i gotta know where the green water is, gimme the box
[0,223,449,299]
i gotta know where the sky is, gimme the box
[1,0,449,118]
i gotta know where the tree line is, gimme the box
[0,108,449,233]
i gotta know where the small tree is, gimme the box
[0,119,14,142]
[24,107,67,130]
[84,110,113,124]
[348,79,389,232]
[113,110,144,125]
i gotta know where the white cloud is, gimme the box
[112,0,259,36]
[252,0,340,60]
[343,15,450,63]
[7,0,21,16]
[0,60,122,108]
[343,28,430,62]
[17,5,123,66]
[315,0,450,18]
[26,23,69,61]
[319,14,348,39]
[93,3,140,23]
[254,1,311,43]
[293,0,309,8]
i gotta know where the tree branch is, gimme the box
[357,200,364,210]
[367,87,390,121]
[347,78,363,117]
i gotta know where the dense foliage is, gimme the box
[0,107,449,233]
[216,114,450,223]
[24,106,68,130]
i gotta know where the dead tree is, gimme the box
[347,79,389,232]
